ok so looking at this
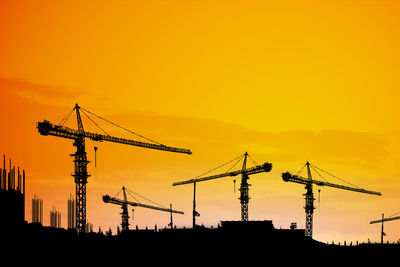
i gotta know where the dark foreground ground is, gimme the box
[2,220,399,263]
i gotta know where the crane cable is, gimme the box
[225,154,246,173]
[57,105,162,146]
[192,153,245,180]
[190,153,262,198]
[295,163,307,176]
[125,187,169,209]
[296,162,363,190]
[80,107,164,146]
[125,189,141,204]
[80,109,110,137]
[113,187,124,198]
[310,163,362,189]
[247,154,260,167]
[58,106,76,126]
[388,210,400,218]
[309,165,329,183]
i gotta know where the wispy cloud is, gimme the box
[0,76,116,111]
[97,110,391,170]
[0,75,392,173]
[0,76,75,107]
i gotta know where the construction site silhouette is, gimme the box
[1,105,399,259]
[3,219,399,259]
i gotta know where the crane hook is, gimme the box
[233,179,236,198]
[94,146,98,168]
[318,189,321,204]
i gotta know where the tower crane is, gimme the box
[173,152,272,228]
[282,161,381,238]
[102,186,184,231]
[37,104,191,234]
[370,212,400,244]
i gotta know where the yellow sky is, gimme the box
[0,0,399,243]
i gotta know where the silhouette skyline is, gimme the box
[1,0,400,245]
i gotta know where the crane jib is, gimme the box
[37,120,192,154]
[173,162,272,186]
[102,195,184,214]
[281,172,381,196]
[370,215,400,224]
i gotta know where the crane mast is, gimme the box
[282,162,381,238]
[121,186,129,231]
[37,104,191,234]
[304,162,315,238]
[72,104,89,233]
[239,153,250,221]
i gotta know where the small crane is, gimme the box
[103,186,184,231]
[282,161,381,238]
[173,152,272,228]
[37,104,191,233]
[370,212,400,244]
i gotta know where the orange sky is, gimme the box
[0,0,399,243]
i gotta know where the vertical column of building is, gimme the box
[57,208,61,228]
[50,207,54,227]
[12,165,15,190]
[68,196,71,229]
[39,199,42,224]
[68,194,75,229]
[0,167,2,190]
[23,170,25,221]
[8,159,11,190]
[50,206,55,227]
[58,212,61,228]
[8,159,14,190]
[68,196,70,228]
[17,167,24,222]
[85,221,93,233]
[1,155,4,190]
[2,156,6,190]
[32,197,36,223]
[17,167,20,192]
[57,208,60,228]
[7,163,10,190]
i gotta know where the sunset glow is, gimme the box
[1,0,399,243]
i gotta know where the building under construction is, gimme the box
[67,194,75,229]
[32,195,43,224]
[50,206,61,228]
[0,155,25,227]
